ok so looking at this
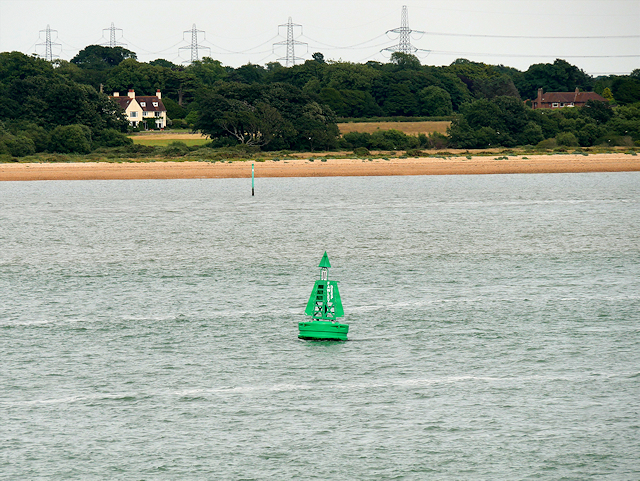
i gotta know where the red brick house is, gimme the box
[531,88,607,110]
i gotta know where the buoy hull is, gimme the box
[298,321,349,341]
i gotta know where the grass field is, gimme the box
[130,133,210,146]
[338,121,451,136]
[129,123,451,145]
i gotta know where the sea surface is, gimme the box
[1,173,639,480]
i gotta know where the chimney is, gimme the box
[113,92,119,97]
[156,89,162,99]
[128,89,135,99]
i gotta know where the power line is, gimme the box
[101,23,126,48]
[36,25,61,61]
[179,24,210,64]
[428,49,640,59]
[423,31,640,40]
[273,17,307,67]
[382,5,428,56]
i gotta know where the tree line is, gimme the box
[1,46,639,157]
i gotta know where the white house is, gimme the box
[110,89,167,129]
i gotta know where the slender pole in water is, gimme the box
[252,163,254,196]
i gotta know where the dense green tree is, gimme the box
[390,52,421,70]
[610,77,640,105]
[0,51,54,82]
[312,52,326,64]
[150,58,178,69]
[194,82,338,150]
[581,100,614,124]
[103,59,165,95]
[418,86,453,116]
[473,75,521,100]
[71,45,137,70]
[517,59,593,100]
[49,124,92,153]
[93,128,133,147]
[6,135,36,157]
[229,63,266,84]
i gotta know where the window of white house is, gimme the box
[552,103,559,108]
[155,111,161,117]
[153,102,158,107]
[130,111,138,117]
[140,102,146,107]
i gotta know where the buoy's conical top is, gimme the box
[318,251,331,268]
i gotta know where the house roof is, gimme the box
[110,96,134,110]
[136,96,166,112]
[540,91,606,104]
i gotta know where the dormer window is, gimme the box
[153,102,158,107]
[140,102,146,107]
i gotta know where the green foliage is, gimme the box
[161,141,190,156]
[517,59,593,100]
[144,117,159,130]
[49,124,92,154]
[581,100,614,124]
[6,135,36,157]
[4,47,640,155]
[610,77,640,105]
[342,129,420,151]
[353,147,370,157]
[94,128,133,148]
[537,138,558,149]
[418,86,453,116]
[162,97,187,120]
[71,45,137,70]
[556,131,579,147]
[194,82,339,151]
[390,52,421,70]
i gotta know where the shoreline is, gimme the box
[1,153,639,181]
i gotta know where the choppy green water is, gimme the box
[1,173,639,479]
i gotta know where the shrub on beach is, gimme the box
[6,135,36,157]
[94,129,133,148]
[161,141,190,156]
[556,132,579,147]
[49,125,92,154]
[353,147,370,157]
[537,138,558,149]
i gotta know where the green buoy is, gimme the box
[299,252,349,341]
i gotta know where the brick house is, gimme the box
[110,89,167,129]
[531,87,607,110]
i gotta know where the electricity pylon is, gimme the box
[382,5,427,55]
[36,25,61,61]
[102,23,126,48]
[273,17,307,67]
[180,24,210,64]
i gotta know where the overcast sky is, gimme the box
[1,0,638,75]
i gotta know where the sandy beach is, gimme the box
[1,153,639,181]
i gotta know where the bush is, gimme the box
[556,132,579,147]
[353,147,370,157]
[6,135,36,157]
[537,138,558,149]
[49,124,92,154]
[161,141,190,156]
[94,129,133,148]
[343,132,371,149]
[425,132,450,149]
[597,134,635,147]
